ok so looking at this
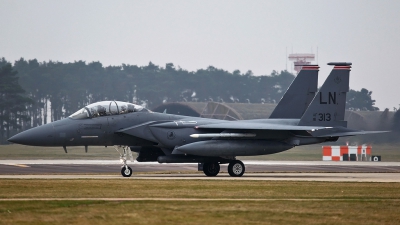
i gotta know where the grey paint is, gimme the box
[269,65,318,119]
[299,63,351,127]
[175,140,293,156]
[8,63,387,173]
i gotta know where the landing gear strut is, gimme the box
[228,160,245,177]
[115,146,134,177]
[202,162,220,176]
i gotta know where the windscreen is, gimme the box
[69,101,147,119]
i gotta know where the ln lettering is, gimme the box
[319,92,336,104]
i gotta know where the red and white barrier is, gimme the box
[322,145,371,161]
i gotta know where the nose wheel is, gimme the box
[115,146,134,177]
[228,160,245,177]
[121,166,133,177]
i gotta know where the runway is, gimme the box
[1,160,400,173]
[1,160,400,174]
[0,160,400,182]
[1,173,400,182]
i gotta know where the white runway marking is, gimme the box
[3,164,30,168]
[1,173,400,182]
[0,160,399,166]
[0,198,397,202]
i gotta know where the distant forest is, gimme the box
[0,57,380,143]
[0,58,299,124]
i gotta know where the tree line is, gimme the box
[0,57,380,144]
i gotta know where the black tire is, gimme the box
[228,160,245,177]
[121,166,133,177]
[203,162,220,176]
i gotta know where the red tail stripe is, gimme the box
[334,66,351,70]
[301,66,319,70]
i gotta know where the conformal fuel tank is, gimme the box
[175,140,293,156]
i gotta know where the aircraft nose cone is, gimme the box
[8,123,54,146]
[7,135,20,144]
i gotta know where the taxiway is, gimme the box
[0,160,399,182]
[1,160,399,174]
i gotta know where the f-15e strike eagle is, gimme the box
[8,62,386,177]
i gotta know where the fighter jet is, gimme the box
[8,62,385,177]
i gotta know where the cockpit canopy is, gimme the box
[69,101,149,119]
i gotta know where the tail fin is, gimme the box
[269,65,318,119]
[298,62,351,127]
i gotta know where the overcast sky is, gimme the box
[1,0,399,110]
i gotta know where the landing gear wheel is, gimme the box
[228,160,245,177]
[121,166,133,177]
[203,162,220,176]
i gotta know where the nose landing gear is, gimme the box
[115,146,134,177]
[121,166,133,177]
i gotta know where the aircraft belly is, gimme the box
[175,140,293,156]
[254,130,292,139]
[296,137,327,145]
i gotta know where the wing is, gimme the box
[196,121,331,131]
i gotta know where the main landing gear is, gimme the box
[228,160,245,177]
[203,162,220,176]
[202,160,245,177]
[115,146,133,177]
[114,145,246,178]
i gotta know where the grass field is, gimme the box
[1,143,400,161]
[0,179,400,224]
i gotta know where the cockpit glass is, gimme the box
[115,101,145,114]
[69,101,148,119]
[109,101,119,115]
[86,101,111,117]
[69,108,90,119]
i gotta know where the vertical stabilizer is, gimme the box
[270,65,319,118]
[299,62,351,127]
